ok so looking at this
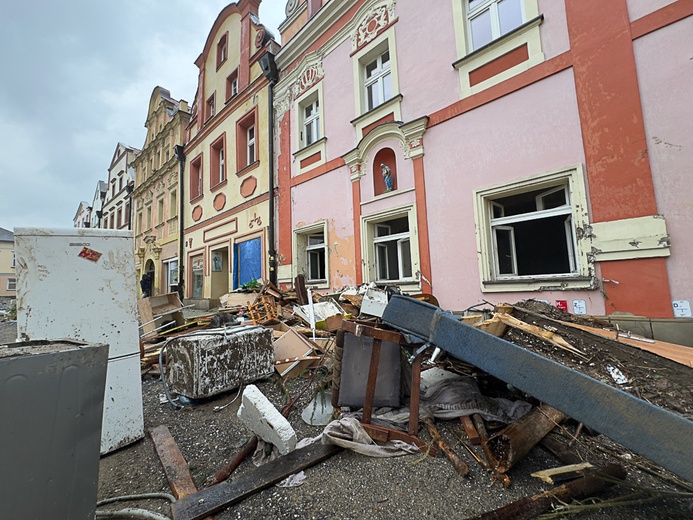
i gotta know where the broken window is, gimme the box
[487,183,577,278]
[373,217,412,282]
[306,232,326,282]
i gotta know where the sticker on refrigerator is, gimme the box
[78,247,102,262]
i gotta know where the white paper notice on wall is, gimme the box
[672,300,692,318]
[572,300,587,315]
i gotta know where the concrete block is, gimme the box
[237,385,297,455]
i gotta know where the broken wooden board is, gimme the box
[531,462,594,484]
[170,443,342,520]
[149,425,198,500]
[561,321,693,368]
[382,295,693,483]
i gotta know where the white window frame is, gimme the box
[293,221,329,289]
[302,97,320,147]
[452,0,543,98]
[473,165,593,293]
[11,251,15,268]
[231,77,238,97]
[219,147,225,183]
[364,49,391,112]
[361,205,420,291]
[294,83,327,173]
[247,125,256,165]
[7,278,16,291]
[352,28,402,133]
[163,258,179,293]
[467,0,525,51]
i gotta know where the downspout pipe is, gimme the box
[259,48,279,286]
[174,145,186,302]
[267,76,277,286]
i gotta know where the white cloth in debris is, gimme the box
[374,374,532,426]
[252,415,418,470]
[300,416,420,457]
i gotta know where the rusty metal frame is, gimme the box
[382,295,693,483]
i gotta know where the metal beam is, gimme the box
[382,295,693,483]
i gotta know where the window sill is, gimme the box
[351,94,403,126]
[225,93,239,104]
[294,138,327,174]
[190,194,204,204]
[481,275,596,293]
[293,137,327,158]
[210,178,228,193]
[236,160,260,177]
[454,15,544,98]
[361,186,415,206]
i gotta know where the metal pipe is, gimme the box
[174,145,186,301]
[267,75,277,285]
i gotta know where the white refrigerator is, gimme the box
[14,227,144,454]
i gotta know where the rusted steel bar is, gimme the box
[205,436,258,488]
[487,404,566,473]
[425,418,469,476]
[460,415,480,445]
[467,464,627,520]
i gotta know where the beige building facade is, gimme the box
[132,87,191,297]
[182,0,278,308]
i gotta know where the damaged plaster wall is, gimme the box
[634,15,693,304]
[422,69,604,313]
[291,166,356,289]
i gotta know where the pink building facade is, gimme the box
[273,0,693,318]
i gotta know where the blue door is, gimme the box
[233,237,262,289]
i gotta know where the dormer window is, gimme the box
[217,33,228,69]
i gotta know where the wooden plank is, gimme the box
[561,321,693,368]
[149,425,198,499]
[531,462,595,484]
[171,443,342,520]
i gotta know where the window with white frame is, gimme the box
[7,278,16,291]
[246,125,256,165]
[294,223,329,287]
[364,48,391,111]
[11,251,15,268]
[164,258,179,293]
[474,166,592,291]
[467,0,524,50]
[372,216,412,282]
[301,96,320,147]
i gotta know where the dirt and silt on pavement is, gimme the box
[2,298,693,519]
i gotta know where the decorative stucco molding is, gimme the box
[351,0,396,51]
[342,116,428,182]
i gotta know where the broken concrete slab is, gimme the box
[237,385,297,455]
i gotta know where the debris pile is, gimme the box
[133,283,693,519]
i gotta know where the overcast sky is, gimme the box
[0,0,286,231]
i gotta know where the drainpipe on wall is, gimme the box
[259,48,279,286]
[174,145,186,302]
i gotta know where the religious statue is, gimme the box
[381,163,393,192]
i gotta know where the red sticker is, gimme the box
[78,247,102,262]
[555,300,568,311]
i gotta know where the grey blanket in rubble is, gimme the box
[370,374,532,427]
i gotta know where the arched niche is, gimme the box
[373,147,397,196]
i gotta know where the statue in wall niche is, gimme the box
[381,163,393,192]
